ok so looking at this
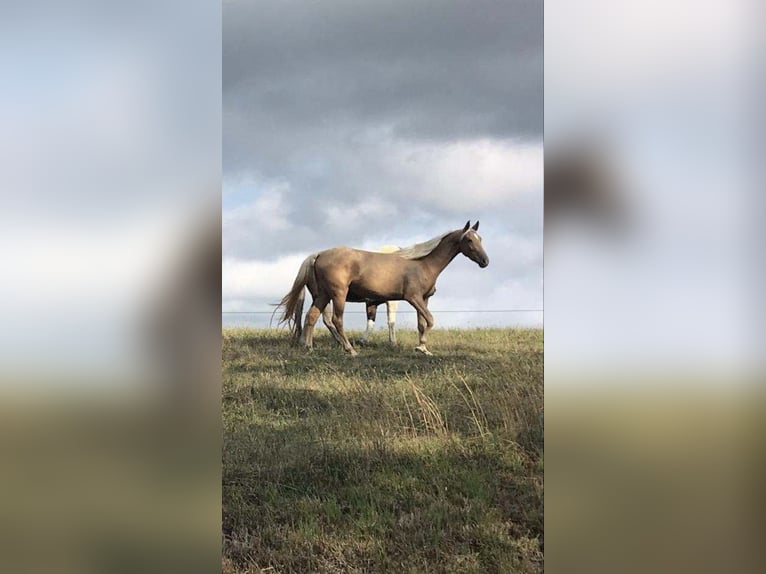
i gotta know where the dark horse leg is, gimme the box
[358,301,379,344]
[330,293,358,356]
[407,296,434,355]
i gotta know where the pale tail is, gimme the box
[274,254,316,342]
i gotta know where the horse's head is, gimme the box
[458,221,489,268]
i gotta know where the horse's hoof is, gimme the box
[348,348,359,357]
[414,345,433,356]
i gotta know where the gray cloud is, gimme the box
[224,0,541,145]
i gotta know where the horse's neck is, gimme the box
[421,235,460,278]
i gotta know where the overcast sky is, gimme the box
[223,0,543,329]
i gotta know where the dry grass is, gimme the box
[223,327,543,573]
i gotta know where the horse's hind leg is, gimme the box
[322,302,344,346]
[303,293,330,351]
[292,296,304,344]
[330,295,357,356]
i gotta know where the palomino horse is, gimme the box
[277,245,402,345]
[278,221,489,356]
[280,245,402,346]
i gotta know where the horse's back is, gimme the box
[316,246,358,262]
[317,246,390,263]
[315,246,404,278]
[315,246,360,274]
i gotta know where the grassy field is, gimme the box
[222,328,544,574]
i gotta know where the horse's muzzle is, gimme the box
[479,258,489,268]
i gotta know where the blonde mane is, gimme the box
[394,231,452,260]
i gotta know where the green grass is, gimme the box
[222,328,543,574]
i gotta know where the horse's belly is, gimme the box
[348,281,400,302]
[345,290,367,303]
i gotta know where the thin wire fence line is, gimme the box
[222,309,543,314]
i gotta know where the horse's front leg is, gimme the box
[386,300,398,345]
[330,294,358,356]
[407,296,434,355]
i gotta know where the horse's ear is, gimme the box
[463,220,471,231]
[472,221,480,231]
